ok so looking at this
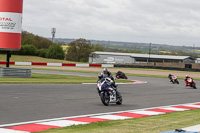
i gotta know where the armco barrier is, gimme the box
[76,64,89,67]
[32,62,47,66]
[0,62,114,68]
[89,64,102,67]
[2,61,200,71]
[47,63,62,67]
[15,62,32,66]
[0,61,15,65]
[62,63,76,67]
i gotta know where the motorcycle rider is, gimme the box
[98,72,104,81]
[168,74,174,82]
[185,75,191,86]
[97,68,117,95]
[102,68,117,88]
[116,71,124,78]
[97,76,115,96]
[103,68,112,78]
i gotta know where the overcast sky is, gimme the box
[23,0,200,46]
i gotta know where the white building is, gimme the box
[89,51,195,64]
[195,58,200,63]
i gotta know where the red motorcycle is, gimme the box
[186,78,197,89]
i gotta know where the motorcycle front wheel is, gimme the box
[100,92,110,106]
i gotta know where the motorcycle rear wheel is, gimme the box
[175,79,179,84]
[192,83,197,89]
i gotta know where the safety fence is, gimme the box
[1,61,200,71]
[0,61,114,68]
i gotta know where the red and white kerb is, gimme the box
[0,0,23,50]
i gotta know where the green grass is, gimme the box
[37,109,200,133]
[30,68,200,80]
[0,54,80,63]
[31,68,170,79]
[32,68,100,74]
[0,73,132,84]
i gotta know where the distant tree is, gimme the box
[21,31,36,46]
[46,43,65,59]
[66,38,93,62]
[92,44,104,51]
[18,45,37,55]
[21,31,52,49]
[38,48,48,58]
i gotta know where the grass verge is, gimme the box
[31,68,198,80]
[0,73,133,84]
[29,68,200,80]
[37,109,200,133]
[0,54,80,63]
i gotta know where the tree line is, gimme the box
[6,31,194,62]
[0,31,104,62]
[10,31,64,60]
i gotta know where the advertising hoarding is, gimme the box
[0,0,23,51]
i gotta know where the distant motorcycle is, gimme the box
[186,78,197,89]
[171,76,179,84]
[97,77,122,106]
[115,71,128,79]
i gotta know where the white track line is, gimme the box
[130,110,165,116]
[82,80,147,85]
[0,128,29,133]
[91,115,131,120]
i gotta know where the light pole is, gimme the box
[51,28,56,43]
[193,44,195,55]
[148,43,151,63]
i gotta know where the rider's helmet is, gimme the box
[185,75,189,78]
[103,68,108,74]
[98,72,103,79]
[169,74,172,76]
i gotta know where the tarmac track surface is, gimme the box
[0,70,200,125]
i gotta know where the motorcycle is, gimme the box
[97,77,122,106]
[186,78,197,89]
[171,76,179,84]
[115,71,128,79]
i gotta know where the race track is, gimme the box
[0,70,200,125]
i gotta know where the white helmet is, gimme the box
[98,72,103,79]
[103,68,108,74]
